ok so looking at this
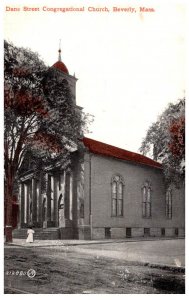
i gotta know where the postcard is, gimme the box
[3,0,186,294]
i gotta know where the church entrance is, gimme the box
[58,194,64,227]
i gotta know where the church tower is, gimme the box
[52,44,77,105]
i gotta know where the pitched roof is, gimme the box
[82,137,162,169]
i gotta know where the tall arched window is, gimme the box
[142,181,152,218]
[166,189,172,219]
[111,175,124,217]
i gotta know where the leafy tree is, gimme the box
[139,98,185,186]
[4,41,89,242]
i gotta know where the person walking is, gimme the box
[26,226,35,243]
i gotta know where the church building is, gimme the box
[13,49,185,240]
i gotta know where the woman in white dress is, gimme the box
[26,227,35,243]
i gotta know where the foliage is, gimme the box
[4,40,90,241]
[139,98,185,186]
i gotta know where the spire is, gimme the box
[52,40,69,74]
[58,39,61,61]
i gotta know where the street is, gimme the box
[4,239,185,294]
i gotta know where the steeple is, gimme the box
[58,39,62,61]
[52,40,69,74]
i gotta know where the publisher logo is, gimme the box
[27,269,36,278]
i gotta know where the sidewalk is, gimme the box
[4,236,184,248]
[5,237,185,271]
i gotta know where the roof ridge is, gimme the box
[82,137,162,169]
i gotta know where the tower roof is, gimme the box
[52,43,69,74]
[52,61,69,74]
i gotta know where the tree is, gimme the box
[4,41,89,242]
[139,98,185,186]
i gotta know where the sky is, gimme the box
[3,0,186,154]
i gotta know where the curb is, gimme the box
[5,237,185,248]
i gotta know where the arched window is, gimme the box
[111,175,124,217]
[142,181,152,218]
[166,189,172,219]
